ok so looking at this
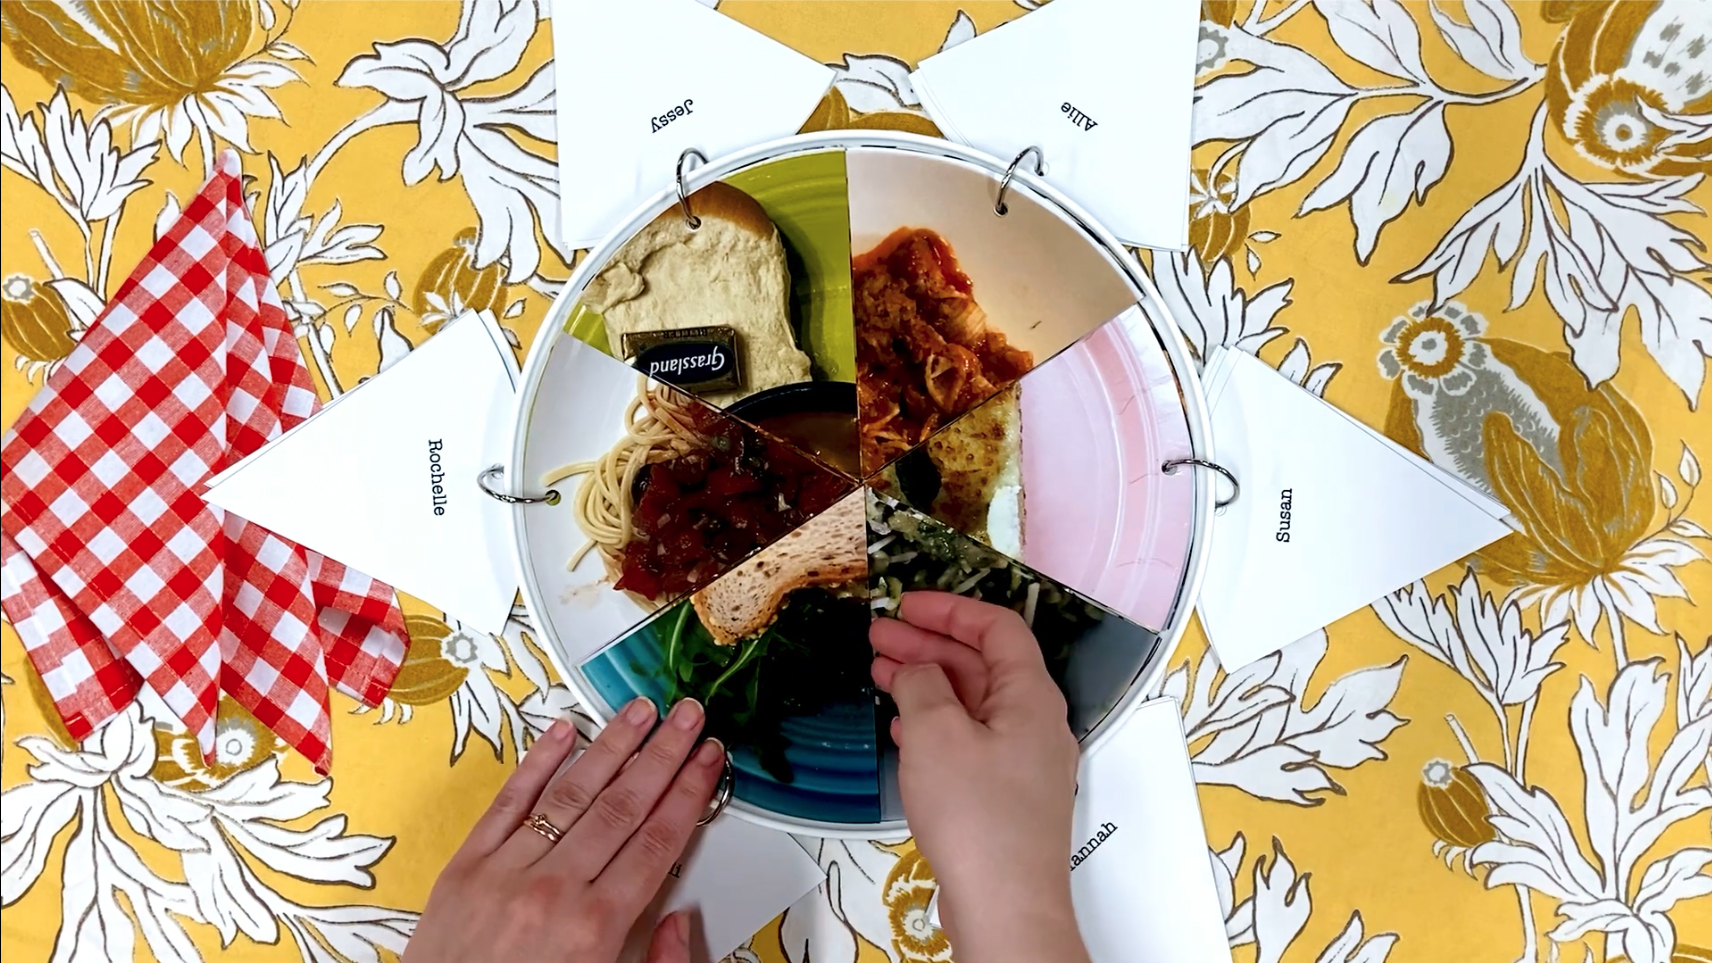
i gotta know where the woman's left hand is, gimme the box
[405,697,725,963]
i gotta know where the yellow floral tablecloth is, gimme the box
[3,2,1710,962]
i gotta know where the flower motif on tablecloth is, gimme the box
[359,606,593,765]
[801,11,974,137]
[0,0,301,175]
[150,698,285,792]
[414,228,514,333]
[335,0,565,286]
[1380,334,1709,658]
[1466,656,1712,963]
[0,274,77,379]
[1417,759,1496,873]
[1544,0,1712,178]
[1378,301,1493,400]
[0,700,417,963]
[882,850,951,963]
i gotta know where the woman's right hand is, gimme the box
[870,592,1090,963]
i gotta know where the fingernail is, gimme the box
[674,910,692,942]
[547,718,575,742]
[622,696,656,726]
[669,698,704,730]
[696,738,725,767]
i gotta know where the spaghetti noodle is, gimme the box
[542,379,704,572]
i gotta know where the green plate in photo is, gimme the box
[563,150,855,382]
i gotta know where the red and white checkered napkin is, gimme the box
[0,151,409,772]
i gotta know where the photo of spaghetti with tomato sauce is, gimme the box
[544,379,853,602]
[854,228,1034,475]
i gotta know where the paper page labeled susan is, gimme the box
[552,0,834,248]
[910,0,1200,250]
[201,311,518,635]
[1195,348,1514,669]
[1069,697,1233,963]
[514,336,855,668]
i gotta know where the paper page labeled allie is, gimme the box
[910,0,1199,250]
[552,0,834,248]
[1070,697,1232,963]
[620,815,824,963]
[1195,348,1513,670]
[202,312,518,635]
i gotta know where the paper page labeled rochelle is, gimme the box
[910,0,1199,250]
[619,815,823,963]
[1069,697,1232,963]
[1196,348,1513,669]
[552,0,834,248]
[203,312,518,635]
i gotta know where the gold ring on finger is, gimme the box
[523,811,564,844]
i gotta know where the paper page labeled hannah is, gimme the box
[552,0,834,248]
[910,0,1199,250]
[1196,348,1513,669]
[203,312,517,635]
[1069,697,1232,963]
[619,814,823,963]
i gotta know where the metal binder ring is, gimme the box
[477,465,560,506]
[1163,458,1240,512]
[995,146,1045,216]
[697,750,734,825]
[676,148,708,229]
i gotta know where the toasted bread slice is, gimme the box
[692,490,866,645]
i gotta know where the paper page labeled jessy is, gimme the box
[910,0,1199,250]
[1070,697,1232,963]
[552,0,834,248]
[202,311,518,635]
[619,814,824,963]
[1196,348,1513,669]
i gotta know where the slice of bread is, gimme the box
[581,181,812,404]
[692,490,867,645]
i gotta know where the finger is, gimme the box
[458,717,581,858]
[871,617,990,706]
[889,662,967,726]
[897,592,1050,698]
[497,696,657,865]
[554,698,706,879]
[597,739,724,909]
[644,911,694,963]
[872,654,903,690]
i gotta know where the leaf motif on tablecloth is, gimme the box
[1214,834,1398,960]
[0,0,299,177]
[0,702,416,963]
[336,0,565,285]
[357,604,592,765]
[1426,0,1537,84]
[1467,657,1712,963]
[779,837,900,963]
[1163,631,1408,806]
[1143,249,1339,397]
[1398,103,1712,407]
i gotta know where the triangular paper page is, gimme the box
[1067,697,1233,963]
[619,814,824,963]
[552,0,834,248]
[202,312,519,635]
[910,0,1200,250]
[1196,348,1513,669]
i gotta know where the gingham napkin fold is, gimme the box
[0,151,409,772]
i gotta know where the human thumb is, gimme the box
[890,662,967,725]
[644,911,692,963]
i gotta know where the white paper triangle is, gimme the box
[925,697,1232,963]
[620,815,824,963]
[551,0,834,248]
[910,0,1200,250]
[203,312,519,635]
[1196,348,1513,669]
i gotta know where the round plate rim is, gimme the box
[504,130,1216,840]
